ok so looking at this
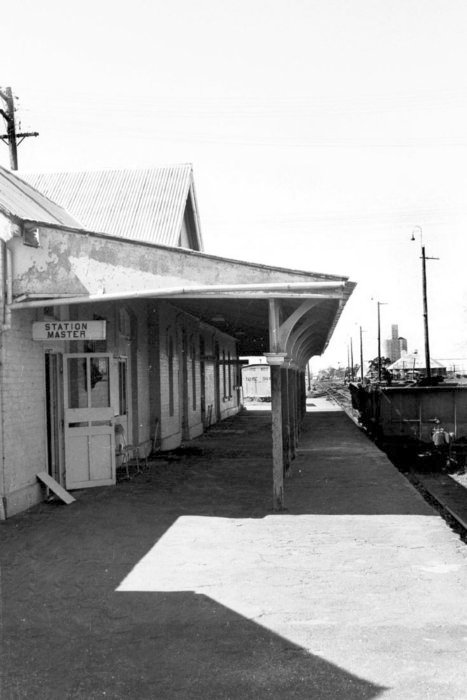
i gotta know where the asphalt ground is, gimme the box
[1,403,467,699]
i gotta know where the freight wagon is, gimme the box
[242,364,271,401]
[350,382,467,467]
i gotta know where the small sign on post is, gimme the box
[32,320,106,341]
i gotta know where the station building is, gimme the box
[0,165,355,518]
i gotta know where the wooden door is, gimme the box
[63,353,116,489]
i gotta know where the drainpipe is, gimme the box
[1,240,12,331]
[0,239,5,328]
[0,240,9,517]
[5,246,12,330]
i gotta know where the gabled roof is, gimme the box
[21,164,203,250]
[0,165,82,228]
[389,353,446,370]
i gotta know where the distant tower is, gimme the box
[384,324,407,362]
[398,336,408,358]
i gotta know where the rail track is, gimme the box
[317,383,360,422]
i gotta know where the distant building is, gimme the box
[388,352,447,378]
[384,324,408,362]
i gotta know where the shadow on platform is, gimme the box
[1,408,431,698]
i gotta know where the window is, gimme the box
[168,336,174,416]
[118,307,132,339]
[67,356,110,409]
[192,338,197,410]
[222,350,226,398]
[67,357,87,409]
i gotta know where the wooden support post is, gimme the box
[298,370,302,426]
[297,370,303,435]
[287,367,295,458]
[296,370,300,442]
[268,299,285,510]
[300,370,306,423]
[297,370,303,426]
[271,364,284,510]
[281,365,291,473]
[291,369,298,455]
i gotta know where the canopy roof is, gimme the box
[4,163,356,365]
[11,224,355,364]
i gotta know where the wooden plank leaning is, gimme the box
[36,472,76,505]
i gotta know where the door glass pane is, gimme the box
[90,357,110,408]
[67,358,88,408]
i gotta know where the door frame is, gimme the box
[45,352,65,484]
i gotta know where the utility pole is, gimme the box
[0,87,38,170]
[377,303,381,382]
[376,301,387,382]
[411,227,439,383]
[359,326,364,383]
[350,336,354,381]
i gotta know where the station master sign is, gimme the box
[32,321,106,341]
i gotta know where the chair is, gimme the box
[115,424,140,479]
[203,404,213,429]
[133,419,160,472]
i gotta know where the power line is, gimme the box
[0,86,38,170]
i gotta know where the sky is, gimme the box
[2,0,467,370]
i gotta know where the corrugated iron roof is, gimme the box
[21,165,201,248]
[0,165,82,228]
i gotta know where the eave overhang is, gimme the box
[8,224,356,364]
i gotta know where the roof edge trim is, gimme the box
[10,281,349,310]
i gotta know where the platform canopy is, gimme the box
[4,165,356,366]
[10,222,355,366]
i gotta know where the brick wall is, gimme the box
[0,297,242,518]
[1,308,47,516]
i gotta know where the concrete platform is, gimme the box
[415,472,467,531]
[1,407,467,699]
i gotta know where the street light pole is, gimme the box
[421,245,431,382]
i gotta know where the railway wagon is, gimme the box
[350,383,467,462]
[242,364,271,401]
